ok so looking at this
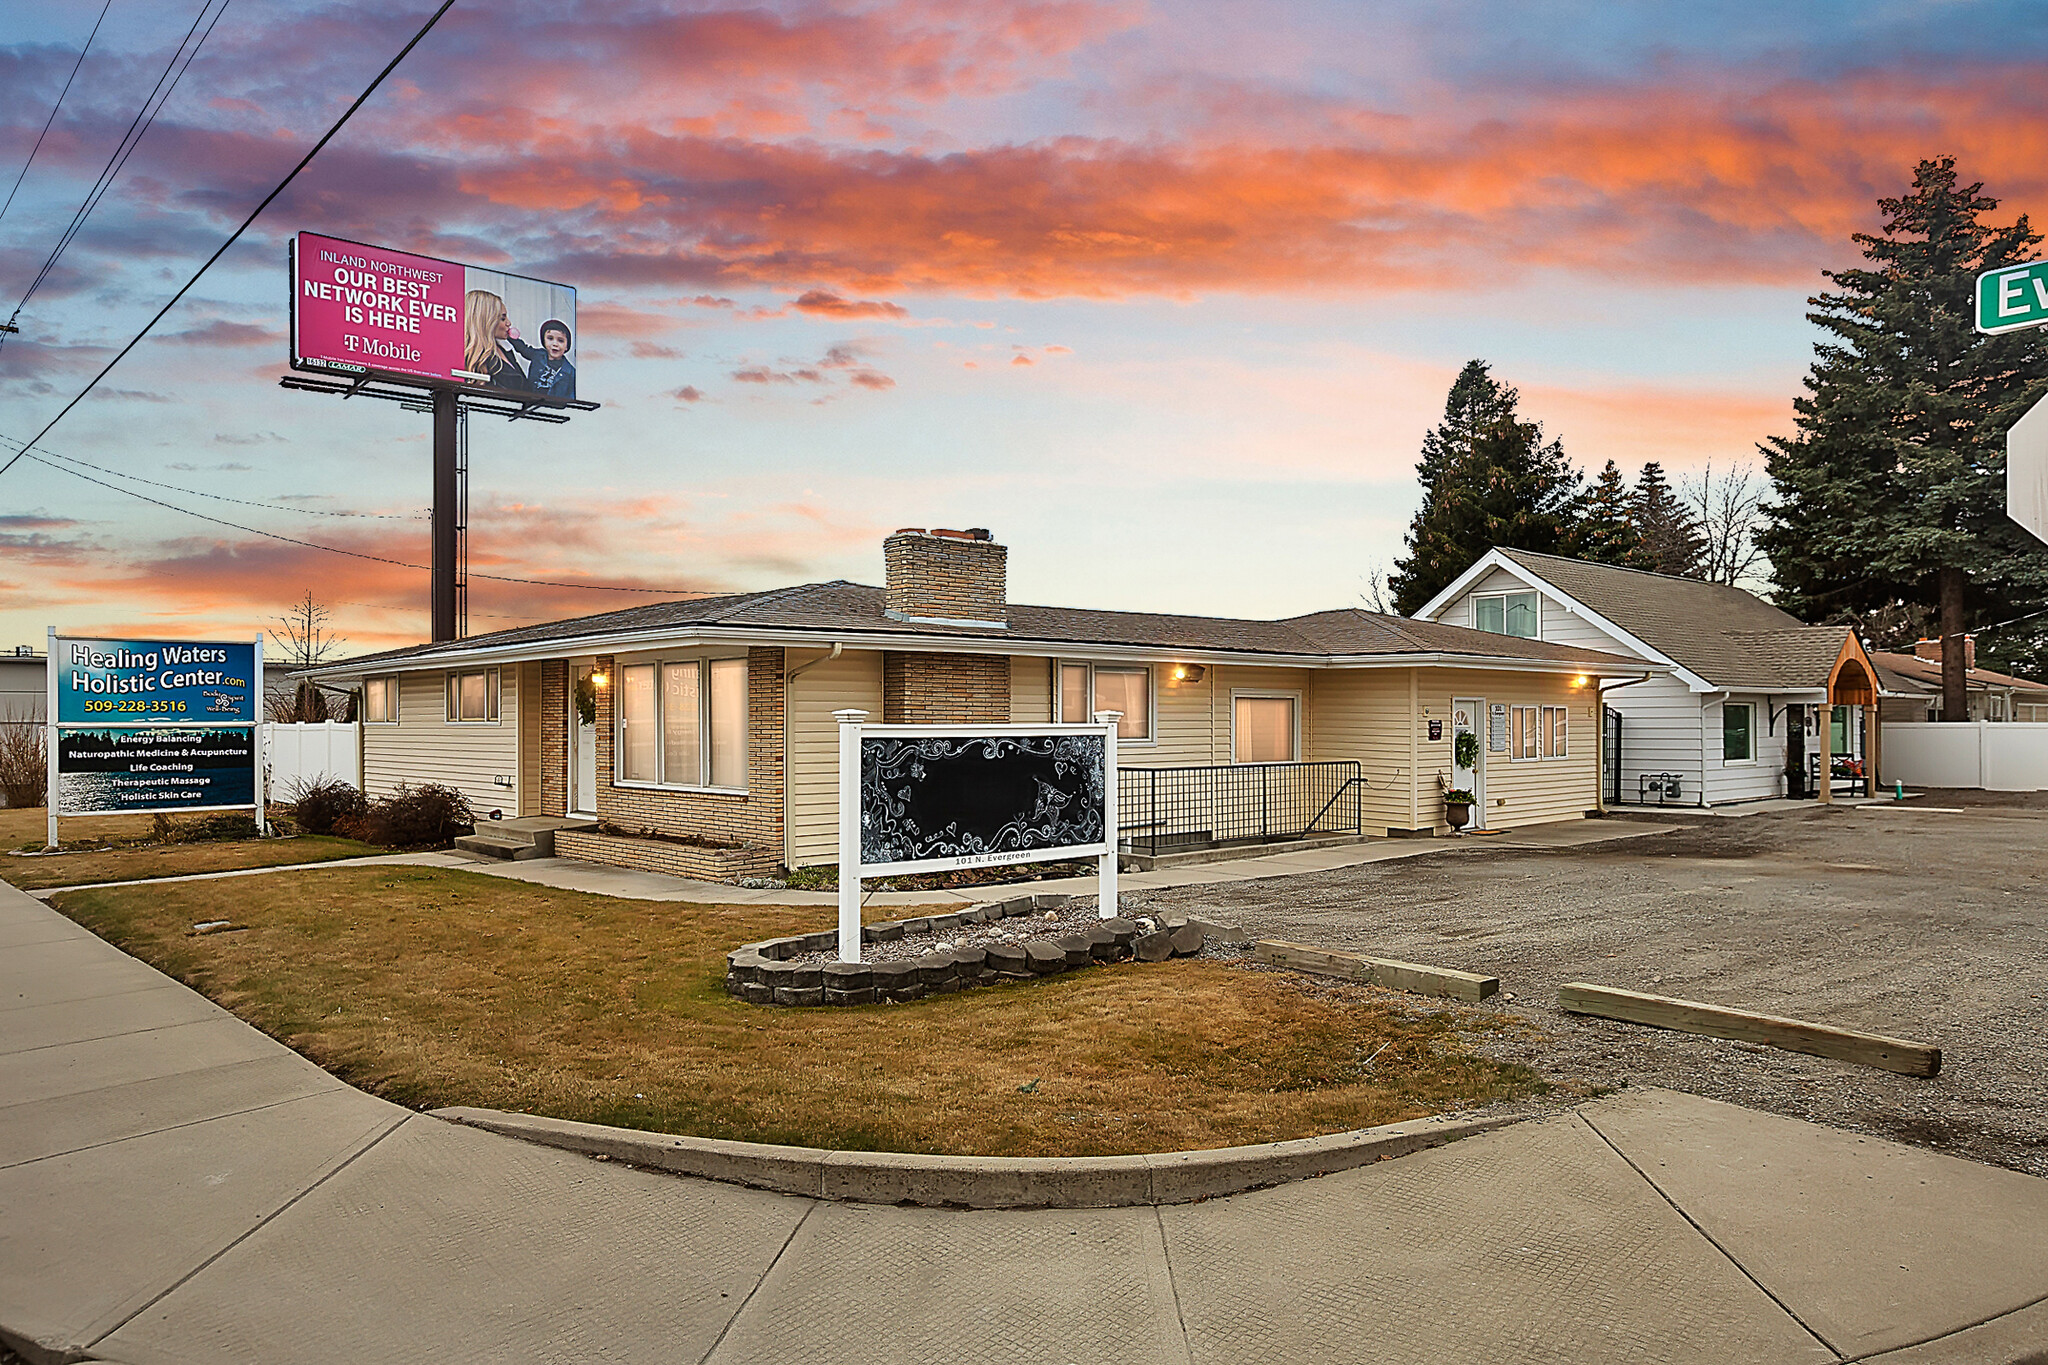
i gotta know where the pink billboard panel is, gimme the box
[290,231,578,403]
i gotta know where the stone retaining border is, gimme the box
[428,1106,1524,1208]
[724,893,1207,1006]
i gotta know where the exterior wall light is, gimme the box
[591,671,609,688]
[1171,664,1206,684]
[1572,674,1590,688]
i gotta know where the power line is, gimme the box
[0,0,113,230]
[0,433,425,519]
[0,0,460,482]
[9,444,713,597]
[9,0,226,326]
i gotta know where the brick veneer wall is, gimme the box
[883,651,1011,723]
[589,646,787,864]
[884,531,1007,624]
[538,659,568,817]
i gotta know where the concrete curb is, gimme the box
[427,1106,1522,1208]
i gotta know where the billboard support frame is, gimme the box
[832,712,1121,964]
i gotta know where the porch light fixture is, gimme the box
[1171,664,1206,684]
[590,671,609,688]
[1572,674,1590,688]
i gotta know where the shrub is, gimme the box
[288,776,368,836]
[150,812,261,843]
[346,782,474,848]
[0,720,45,808]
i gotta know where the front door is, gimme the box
[570,665,598,815]
[1452,698,1485,830]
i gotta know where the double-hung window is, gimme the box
[444,668,498,722]
[619,658,748,789]
[1053,662,1152,741]
[364,676,399,724]
[1722,702,1754,762]
[1473,591,1540,638]
[1511,703,1569,759]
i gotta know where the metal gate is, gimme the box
[1603,705,1622,805]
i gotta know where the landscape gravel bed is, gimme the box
[1143,799,2048,1176]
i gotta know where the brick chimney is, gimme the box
[1913,635,1976,671]
[883,528,1007,627]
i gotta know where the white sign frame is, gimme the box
[45,627,267,848]
[833,710,1120,963]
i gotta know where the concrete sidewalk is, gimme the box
[27,815,1684,909]
[7,880,2046,1363]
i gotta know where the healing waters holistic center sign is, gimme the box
[47,633,263,840]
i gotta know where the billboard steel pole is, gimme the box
[431,388,459,642]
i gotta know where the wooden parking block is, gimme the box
[1252,940,1499,1003]
[1556,982,1941,1077]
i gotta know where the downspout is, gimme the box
[1701,689,1729,808]
[1592,672,1652,813]
[782,644,843,870]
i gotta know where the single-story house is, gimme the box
[297,529,1651,876]
[1873,637,2048,724]
[1412,548,1893,806]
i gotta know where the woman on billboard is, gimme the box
[461,290,533,392]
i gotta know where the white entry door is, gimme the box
[1452,698,1485,830]
[571,665,598,815]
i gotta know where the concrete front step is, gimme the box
[452,818,596,862]
[453,833,545,861]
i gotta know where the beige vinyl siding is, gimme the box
[785,648,885,867]
[1307,668,1416,831]
[516,661,542,815]
[362,667,521,815]
[1418,667,1595,830]
[1010,655,1051,722]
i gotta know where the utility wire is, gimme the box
[8,0,225,328]
[0,433,424,519]
[0,0,113,230]
[0,0,460,482]
[11,446,712,597]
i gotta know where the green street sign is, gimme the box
[1977,260,2048,335]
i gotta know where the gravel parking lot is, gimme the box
[1139,798,2048,1176]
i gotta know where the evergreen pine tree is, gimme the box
[1577,459,1650,567]
[1633,461,1705,577]
[1759,157,2048,710]
[1390,361,1585,614]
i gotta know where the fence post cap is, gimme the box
[832,709,869,725]
[1092,710,1123,725]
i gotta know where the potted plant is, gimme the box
[1441,786,1476,831]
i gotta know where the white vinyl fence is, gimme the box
[263,721,360,802]
[1882,722,2048,792]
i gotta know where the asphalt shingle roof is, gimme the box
[1492,548,1851,689]
[308,579,1638,676]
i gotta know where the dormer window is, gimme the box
[1474,590,1539,639]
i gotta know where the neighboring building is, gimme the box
[0,645,45,723]
[297,529,1650,877]
[1413,548,1890,806]
[1873,637,2048,723]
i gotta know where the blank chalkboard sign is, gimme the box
[860,733,1107,872]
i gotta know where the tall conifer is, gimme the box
[1634,461,1705,577]
[1579,459,1650,567]
[1760,157,2048,711]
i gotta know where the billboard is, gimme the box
[290,231,578,403]
[54,638,257,726]
[859,731,1109,875]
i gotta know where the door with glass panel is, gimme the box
[570,665,598,815]
[1452,698,1484,829]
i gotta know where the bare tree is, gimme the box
[1685,459,1769,588]
[1360,562,1394,615]
[268,593,347,723]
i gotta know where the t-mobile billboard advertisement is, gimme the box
[290,231,578,403]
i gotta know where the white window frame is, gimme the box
[1051,660,1154,743]
[364,675,400,725]
[1541,704,1569,760]
[1230,689,1302,764]
[443,667,500,724]
[1472,590,1541,640]
[614,655,750,793]
[1509,704,1540,761]
[1722,701,1756,765]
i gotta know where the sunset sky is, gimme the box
[4,0,2045,654]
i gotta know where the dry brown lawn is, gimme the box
[0,805,381,891]
[51,865,1543,1157]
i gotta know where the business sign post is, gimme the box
[832,711,1121,963]
[45,630,264,848]
[281,231,595,643]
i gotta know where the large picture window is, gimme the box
[1233,694,1299,763]
[444,668,499,723]
[364,676,398,724]
[1052,661,1152,740]
[1474,590,1539,639]
[619,658,749,789]
[1723,702,1754,762]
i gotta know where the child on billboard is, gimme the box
[509,319,576,401]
